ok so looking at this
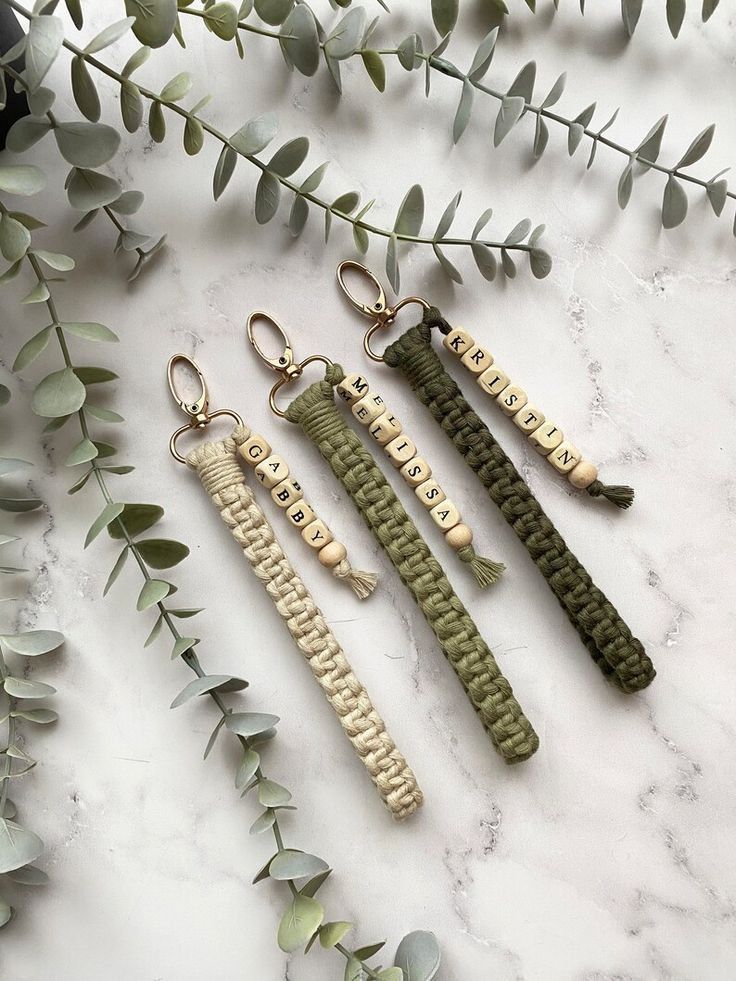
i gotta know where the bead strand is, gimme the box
[237,433,378,600]
[336,371,504,589]
[441,327,634,509]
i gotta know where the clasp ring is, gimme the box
[268,354,332,418]
[167,354,242,464]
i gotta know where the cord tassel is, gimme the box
[457,545,505,588]
[587,479,635,510]
[332,559,379,599]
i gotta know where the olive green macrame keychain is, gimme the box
[336,263,656,695]
[246,313,539,765]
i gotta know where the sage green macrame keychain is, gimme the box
[336,263,656,695]
[166,354,421,820]
[246,314,539,765]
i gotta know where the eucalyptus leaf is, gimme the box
[54,122,120,168]
[6,864,48,885]
[432,0,458,35]
[109,191,144,216]
[508,60,536,103]
[126,0,177,48]
[280,4,319,76]
[353,223,369,253]
[33,249,74,272]
[235,749,260,788]
[269,849,329,881]
[0,459,30,477]
[121,81,143,133]
[504,218,532,245]
[230,113,278,155]
[160,72,193,104]
[277,894,324,953]
[85,405,124,424]
[84,17,136,54]
[0,216,30,263]
[203,714,226,758]
[103,547,128,596]
[621,0,643,35]
[28,85,54,117]
[148,101,166,143]
[3,677,56,699]
[452,80,474,145]
[702,0,720,20]
[289,195,309,237]
[213,145,237,201]
[617,159,634,209]
[252,852,276,884]
[666,0,686,37]
[299,162,328,194]
[706,179,728,217]
[0,820,43,874]
[501,248,517,278]
[85,502,125,547]
[269,137,309,178]
[468,29,497,82]
[325,8,366,60]
[225,712,280,738]
[255,0,294,26]
[0,630,63,656]
[171,636,197,659]
[73,366,118,385]
[66,169,122,210]
[31,368,86,419]
[397,34,418,72]
[675,124,715,169]
[378,971,403,981]
[354,942,385,960]
[493,96,525,147]
[184,118,204,156]
[662,175,688,228]
[65,438,98,467]
[301,868,332,898]
[0,498,43,513]
[542,72,566,109]
[385,233,399,293]
[394,185,424,236]
[249,808,276,835]
[135,538,189,569]
[434,191,461,241]
[204,2,239,40]
[635,115,667,166]
[255,172,281,224]
[433,244,463,284]
[344,956,363,981]
[136,578,171,611]
[529,248,552,279]
[108,503,163,539]
[361,51,386,93]
[394,930,441,980]
[320,921,353,949]
[6,117,52,153]
[25,14,63,92]
[0,165,46,196]
[12,708,58,724]
[22,282,50,305]
[533,116,549,158]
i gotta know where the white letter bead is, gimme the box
[513,405,546,434]
[286,500,315,528]
[496,384,528,417]
[385,435,417,467]
[301,518,333,550]
[337,372,371,405]
[477,365,510,396]
[461,345,494,376]
[400,456,432,487]
[547,441,582,474]
[429,498,461,531]
[271,477,303,508]
[239,433,271,466]
[442,327,475,357]
[528,422,564,456]
[368,412,402,446]
[254,454,289,488]
[569,460,598,489]
[415,478,446,508]
[352,392,386,425]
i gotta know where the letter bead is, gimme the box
[286,500,315,528]
[271,477,303,508]
[442,327,475,357]
[528,422,564,456]
[569,460,599,489]
[254,453,289,488]
[400,456,432,488]
[461,345,494,376]
[337,372,370,405]
[513,405,546,435]
[239,433,271,466]
[301,518,333,550]
[318,540,347,568]
[496,384,528,417]
[352,392,386,425]
[415,478,446,508]
[477,365,510,396]
[547,440,581,474]
[385,435,417,467]
[368,412,402,446]
[429,498,460,532]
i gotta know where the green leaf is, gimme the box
[0,165,46,196]
[255,172,281,224]
[54,122,120,168]
[493,96,526,146]
[120,80,143,133]
[148,102,166,144]
[126,0,177,48]
[0,630,63,656]
[0,459,30,477]
[249,808,276,835]
[251,851,275,884]
[468,28,497,81]
[280,4,319,76]
[675,124,715,169]
[344,956,363,981]
[278,894,325,953]
[67,168,122,210]
[504,218,531,245]
[31,368,86,419]
[258,779,292,807]
[361,50,386,92]
[65,438,98,467]
[434,191,461,241]
[3,677,56,699]
[160,72,192,103]
[6,117,52,153]
[0,899,11,928]
[109,191,144,215]
[702,0,720,21]
[289,195,309,237]
[84,17,135,54]
[385,233,399,293]
[135,538,189,569]
[21,281,50,305]
[269,137,309,178]
[529,248,552,279]
[71,55,101,121]
[108,503,163,539]
[12,707,58,724]
[85,502,125,547]
[508,60,536,103]
[270,850,329,881]
[0,216,30,263]
[319,921,353,949]
[301,868,332,898]
[25,14,63,92]
[225,712,280,738]
[6,864,48,885]
[136,578,171,611]
[706,178,728,216]
[501,248,516,278]
[452,79,473,144]
[73,366,118,385]
[666,0,686,36]
[621,0,643,35]
[533,116,549,158]
[213,145,237,201]
[230,113,278,155]
[205,2,239,40]
[662,175,688,229]
[432,0,458,36]
[13,326,52,372]
[0,820,43,874]
[171,636,197,659]
[122,45,150,78]
[203,714,226,758]
[541,72,566,109]
[397,34,418,72]
[325,8,366,60]
[183,118,204,156]
[635,115,667,167]
[32,250,74,272]
[61,321,118,344]
[394,930,441,980]
[235,748,260,788]
[143,614,163,648]
[432,244,462,284]
[353,223,369,254]
[617,159,634,209]
[255,0,294,26]
[103,547,128,595]
[394,184,424,236]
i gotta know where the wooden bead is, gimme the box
[352,392,386,425]
[513,404,545,435]
[271,477,303,508]
[442,327,475,357]
[368,412,402,446]
[385,434,417,467]
[461,344,494,376]
[547,440,581,474]
[415,478,446,508]
[496,384,528,417]
[286,500,315,528]
[528,421,563,456]
[318,540,347,568]
[400,456,432,487]
[445,523,473,551]
[239,433,271,466]
[254,454,289,488]
[429,498,460,532]
[569,459,598,489]
[477,365,510,396]
[301,518,333,550]
[337,372,370,405]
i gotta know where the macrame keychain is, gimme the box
[336,263,656,695]
[246,314,539,765]
[167,355,422,820]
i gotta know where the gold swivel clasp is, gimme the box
[167,353,242,463]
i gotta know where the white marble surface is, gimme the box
[1,2,735,978]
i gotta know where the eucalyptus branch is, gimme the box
[0,192,438,974]
[513,0,723,41]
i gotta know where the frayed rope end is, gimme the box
[587,479,635,510]
[332,559,378,600]
[458,546,505,589]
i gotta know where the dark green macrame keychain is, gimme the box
[246,312,539,765]
[336,263,655,695]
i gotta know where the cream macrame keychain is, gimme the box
[166,355,422,820]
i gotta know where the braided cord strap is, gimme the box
[285,366,539,765]
[383,318,656,694]
[186,427,423,820]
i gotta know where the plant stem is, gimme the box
[0,650,15,816]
